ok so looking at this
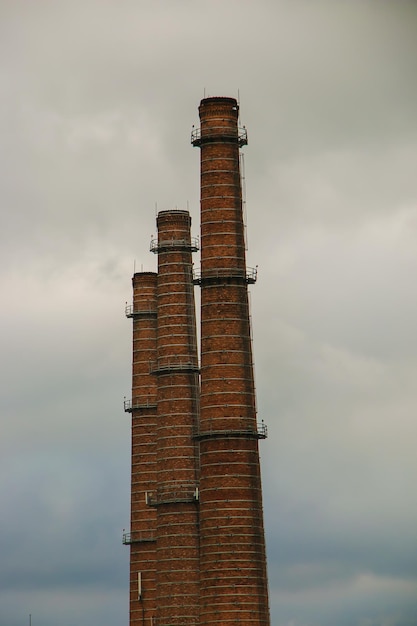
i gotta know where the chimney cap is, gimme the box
[200,96,238,108]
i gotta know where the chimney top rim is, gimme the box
[157,209,190,219]
[132,271,157,278]
[200,96,238,107]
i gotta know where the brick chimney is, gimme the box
[152,210,200,625]
[125,271,158,626]
[192,97,270,625]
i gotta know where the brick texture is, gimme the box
[129,272,158,626]
[196,97,270,625]
[126,98,270,626]
[154,210,200,626]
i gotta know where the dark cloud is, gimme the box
[0,454,128,589]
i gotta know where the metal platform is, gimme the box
[191,126,248,147]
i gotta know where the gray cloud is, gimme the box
[1,1,416,625]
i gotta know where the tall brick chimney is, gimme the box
[192,97,270,625]
[125,98,270,626]
[124,271,158,626]
[151,210,200,625]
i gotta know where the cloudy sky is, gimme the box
[1,1,417,625]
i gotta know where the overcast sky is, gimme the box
[1,2,417,625]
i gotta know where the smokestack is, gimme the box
[192,97,270,624]
[125,98,270,626]
[125,272,158,624]
[151,210,200,625]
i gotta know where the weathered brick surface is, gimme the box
[127,99,269,626]
[129,272,158,626]
[197,97,270,625]
[155,210,200,626]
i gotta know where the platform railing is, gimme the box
[192,266,257,285]
[149,357,200,375]
[124,398,157,412]
[150,237,199,253]
[194,419,267,440]
[122,530,155,544]
[191,125,248,147]
[125,303,157,318]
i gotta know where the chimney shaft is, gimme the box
[194,96,270,625]
[128,272,158,624]
[153,210,200,625]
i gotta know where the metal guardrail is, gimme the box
[122,530,155,544]
[146,484,199,507]
[194,420,267,440]
[124,398,157,412]
[192,266,257,285]
[150,237,199,253]
[149,358,200,374]
[125,304,157,318]
[191,126,248,147]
